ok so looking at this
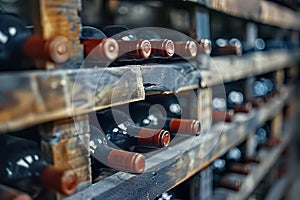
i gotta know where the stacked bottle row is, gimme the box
[157,119,281,199]
[1,11,298,70]
[0,12,212,70]
[212,72,279,123]
[0,95,200,199]
[80,25,211,66]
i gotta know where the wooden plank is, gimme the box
[0,67,144,133]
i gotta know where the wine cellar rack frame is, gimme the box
[0,0,299,199]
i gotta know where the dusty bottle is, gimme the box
[89,126,145,174]
[96,109,171,151]
[0,134,78,198]
[129,102,201,136]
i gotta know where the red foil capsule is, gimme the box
[40,167,78,196]
[233,102,252,113]
[218,177,242,191]
[229,163,251,175]
[107,150,145,174]
[137,128,170,148]
[83,38,119,61]
[23,35,69,64]
[174,40,198,59]
[168,118,201,136]
[117,39,152,60]
[150,39,175,58]
[212,109,235,123]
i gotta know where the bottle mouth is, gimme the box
[191,120,201,136]
[159,130,171,147]
[103,38,119,61]
[199,39,212,55]
[48,36,69,64]
[163,39,175,57]
[60,170,78,195]
[140,39,152,59]
[187,41,197,58]
[41,167,78,196]
[131,153,146,174]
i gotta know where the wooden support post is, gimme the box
[30,0,83,69]
[40,114,91,199]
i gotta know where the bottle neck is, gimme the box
[90,126,145,174]
[165,118,201,136]
[108,122,170,148]
[212,109,235,123]
[40,166,78,195]
[117,40,151,60]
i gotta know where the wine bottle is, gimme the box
[211,159,242,191]
[89,126,145,174]
[96,109,171,151]
[23,35,69,64]
[173,40,198,60]
[101,25,153,62]
[0,13,71,70]
[129,102,201,136]
[225,148,251,175]
[0,12,31,69]
[80,26,119,61]
[0,184,32,200]
[212,109,235,123]
[255,123,280,149]
[225,78,256,113]
[227,90,252,113]
[211,38,242,56]
[198,39,212,55]
[252,75,276,103]
[133,29,175,59]
[0,134,78,198]
[235,143,261,164]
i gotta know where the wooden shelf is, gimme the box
[64,85,292,200]
[0,67,144,133]
[0,49,297,133]
[201,49,300,86]
[213,118,295,199]
[184,0,300,30]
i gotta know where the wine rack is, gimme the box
[0,0,299,200]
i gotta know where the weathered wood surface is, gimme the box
[0,67,144,133]
[40,114,92,191]
[31,0,83,69]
